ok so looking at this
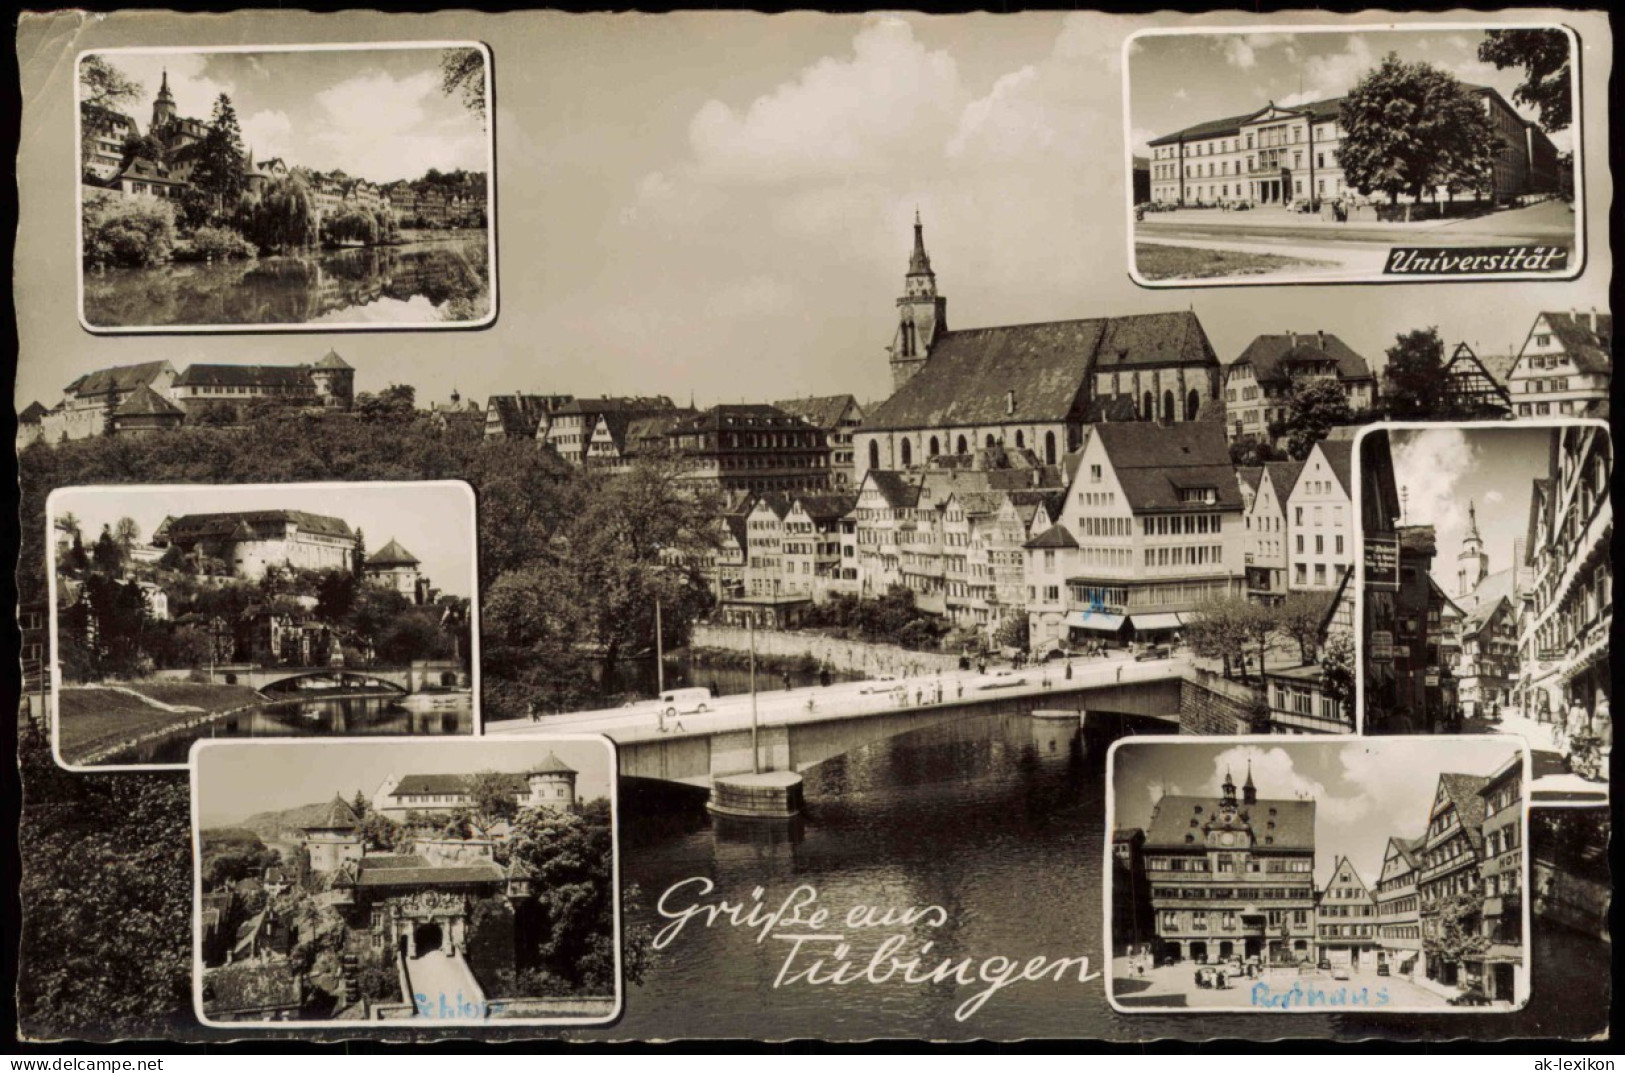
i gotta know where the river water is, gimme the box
[612,709,1347,1040]
[107,693,474,766]
[81,235,490,328]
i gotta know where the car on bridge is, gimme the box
[858,675,899,694]
[659,687,713,720]
[1135,644,1172,662]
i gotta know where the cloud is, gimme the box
[310,69,484,179]
[1485,489,1506,504]
[1278,36,1377,107]
[686,18,962,184]
[240,109,293,160]
[95,52,234,134]
[1223,37,1259,69]
[1392,427,1479,535]
[1201,745,1372,825]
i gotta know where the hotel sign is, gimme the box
[1364,535,1400,592]
[1369,631,1394,662]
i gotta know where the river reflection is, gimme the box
[82,235,491,328]
[614,711,1342,1040]
[109,693,473,765]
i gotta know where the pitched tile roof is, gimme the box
[1093,422,1242,513]
[671,403,817,433]
[390,773,529,797]
[553,395,673,416]
[307,794,359,831]
[113,382,184,417]
[1144,793,1315,851]
[1025,524,1078,550]
[1458,569,1515,629]
[793,492,858,522]
[487,395,567,436]
[162,511,355,543]
[1148,89,1495,146]
[173,364,316,389]
[529,752,577,776]
[1299,439,1354,499]
[314,349,352,370]
[203,960,300,1014]
[1262,460,1305,502]
[864,312,1216,432]
[1534,311,1613,375]
[64,361,173,398]
[1435,773,1491,853]
[1399,525,1436,555]
[354,862,507,888]
[863,470,924,509]
[18,401,49,423]
[1233,332,1373,384]
[773,394,861,430]
[366,539,419,567]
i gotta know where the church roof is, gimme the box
[865,311,1217,432]
[114,382,184,418]
[1144,793,1316,851]
[1233,332,1374,384]
[366,539,420,567]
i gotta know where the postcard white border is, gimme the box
[74,41,497,334]
[1121,22,1586,289]
[188,733,623,1030]
[45,479,483,773]
[1102,733,1534,1015]
[1348,417,1611,809]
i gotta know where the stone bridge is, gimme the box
[211,660,467,696]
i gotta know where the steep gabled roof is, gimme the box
[1435,773,1491,852]
[65,361,173,398]
[162,511,354,543]
[1233,332,1374,384]
[1298,438,1355,500]
[1532,311,1613,375]
[18,401,49,424]
[1025,524,1078,550]
[1093,422,1242,513]
[173,364,316,389]
[773,394,861,430]
[113,382,184,418]
[366,539,419,567]
[793,492,858,523]
[390,773,530,797]
[1261,460,1305,503]
[865,311,1216,432]
[1144,793,1316,851]
[863,470,924,509]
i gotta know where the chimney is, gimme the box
[1287,330,1296,346]
[1006,390,1016,416]
[1317,330,1326,351]
[1590,307,1599,333]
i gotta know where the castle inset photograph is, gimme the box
[47,481,478,769]
[193,737,620,1025]
[77,44,493,330]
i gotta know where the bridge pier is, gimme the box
[706,771,804,819]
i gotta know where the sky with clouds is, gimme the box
[15,11,1613,415]
[1113,739,1522,887]
[1128,29,1573,157]
[50,481,477,597]
[196,737,615,827]
[1387,425,1557,595]
[92,46,488,185]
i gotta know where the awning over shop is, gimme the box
[1130,612,1184,632]
[1065,611,1126,633]
[1481,897,1505,918]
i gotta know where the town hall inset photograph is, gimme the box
[192,736,620,1025]
[76,44,494,331]
[46,480,478,770]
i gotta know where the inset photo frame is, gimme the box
[45,480,480,771]
[1125,24,1583,287]
[76,42,495,332]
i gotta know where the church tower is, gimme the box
[151,69,177,131]
[889,211,947,393]
[1457,500,1489,596]
[1242,762,1257,807]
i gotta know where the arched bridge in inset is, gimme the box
[213,660,467,696]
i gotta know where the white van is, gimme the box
[659,687,712,719]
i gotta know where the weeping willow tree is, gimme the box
[239,175,318,254]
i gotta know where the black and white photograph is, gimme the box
[77,43,494,331]
[12,7,1616,1049]
[45,481,478,770]
[1356,423,1610,804]
[1128,26,1581,285]
[192,737,620,1025]
[1107,738,1530,1012]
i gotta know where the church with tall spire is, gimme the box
[1457,500,1489,597]
[889,210,948,392]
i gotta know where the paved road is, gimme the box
[407,949,485,1021]
[486,651,1190,744]
[1111,958,1456,1010]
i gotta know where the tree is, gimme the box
[1479,29,1571,133]
[1423,889,1490,973]
[1320,627,1356,719]
[461,770,522,837]
[114,517,141,555]
[1337,54,1498,210]
[1277,590,1331,665]
[1184,595,1251,679]
[191,93,246,213]
[82,192,176,269]
[239,175,317,253]
[359,812,402,853]
[67,533,90,573]
[118,132,166,170]
[1383,327,1451,420]
[440,48,487,125]
[1280,377,1355,461]
[994,611,1030,652]
[92,524,123,574]
[1235,599,1277,684]
[191,401,238,428]
[503,804,628,993]
[79,56,142,172]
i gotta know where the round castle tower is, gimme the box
[525,752,578,809]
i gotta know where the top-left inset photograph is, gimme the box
[76,43,495,333]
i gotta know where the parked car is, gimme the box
[1331,966,1350,981]
[1136,644,1172,662]
[858,675,899,694]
